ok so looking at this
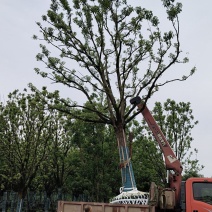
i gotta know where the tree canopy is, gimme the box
[34,0,195,127]
[0,89,55,199]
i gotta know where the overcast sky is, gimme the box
[0,1,212,177]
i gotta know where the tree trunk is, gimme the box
[114,124,137,192]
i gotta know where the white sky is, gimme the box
[0,1,212,177]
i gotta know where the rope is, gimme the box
[122,129,136,189]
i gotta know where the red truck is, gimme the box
[57,96,212,212]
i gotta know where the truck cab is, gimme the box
[181,178,212,212]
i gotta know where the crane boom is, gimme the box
[130,96,183,205]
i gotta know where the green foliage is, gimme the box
[182,148,204,180]
[34,0,195,127]
[0,89,122,201]
[152,99,198,162]
[0,88,203,200]
[68,120,120,202]
[32,113,77,196]
[132,136,166,191]
[0,89,56,198]
[132,99,202,185]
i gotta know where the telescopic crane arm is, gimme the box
[130,96,183,204]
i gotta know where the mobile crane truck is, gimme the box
[57,96,212,212]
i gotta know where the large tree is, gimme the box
[34,0,195,191]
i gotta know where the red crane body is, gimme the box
[130,96,183,205]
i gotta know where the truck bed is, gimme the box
[57,201,154,212]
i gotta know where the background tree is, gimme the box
[182,149,204,180]
[28,110,79,211]
[132,131,166,191]
[33,112,75,198]
[69,119,120,202]
[34,0,195,191]
[0,90,202,204]
[0,89,56,209]
[135,99,203,185]
[29,96,122,202]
